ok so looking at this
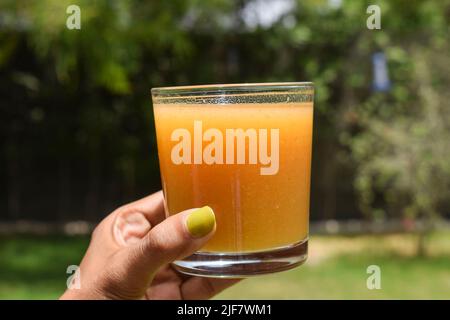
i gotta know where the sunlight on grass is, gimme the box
[216,232,450,299]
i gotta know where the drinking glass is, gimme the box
[151,82,314,277]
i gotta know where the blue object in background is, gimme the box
[372,52,391,92]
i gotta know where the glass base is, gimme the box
[172,239,308,278]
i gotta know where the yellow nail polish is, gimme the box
[186,206,216,238]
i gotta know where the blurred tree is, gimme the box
[340,1,450,254]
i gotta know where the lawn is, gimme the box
[0,232,449,299]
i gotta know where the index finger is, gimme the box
[119,190,166,226]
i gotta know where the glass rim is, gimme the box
[151,82,314,97]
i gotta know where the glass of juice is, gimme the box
[151,82,314,277]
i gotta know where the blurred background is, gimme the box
[0,0,449,299]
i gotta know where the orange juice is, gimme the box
[153,102,313,253]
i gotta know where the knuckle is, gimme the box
[144,229,185,262]
[145,232,167,253]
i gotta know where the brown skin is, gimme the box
[60,191,239,300]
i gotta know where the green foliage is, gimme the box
[0,0,449,220]
[341,5,450,222]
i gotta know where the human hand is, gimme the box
[60,191,239,300]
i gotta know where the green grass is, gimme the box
[0,235,90,299]
[0,233,449,299]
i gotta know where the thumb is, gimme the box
[118,206,216,287]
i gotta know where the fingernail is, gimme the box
[186,206,216,238]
